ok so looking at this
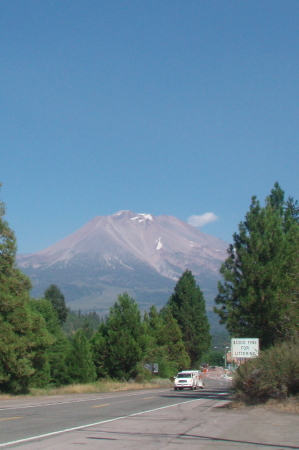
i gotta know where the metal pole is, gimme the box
[224,346,229,370]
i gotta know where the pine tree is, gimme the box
[0,186,53,392]
[275,224,299,341]
[214,183,299,349]
[29,298,70,386]
[67,329,96,383]
[92,293,144,380]
[90,327,109,379]
[44,284,68,325]
[107,293,145,379]
[143,307,191,377]
[167,270,211,367]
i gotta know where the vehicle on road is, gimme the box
[174,370,203,390]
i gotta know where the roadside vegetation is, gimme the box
[214,183,299,405]
[0,378,172,399]
[233,339,299,404]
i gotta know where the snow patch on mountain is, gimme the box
[131,213,153,222]
[114,256,134,270]
[156,237,162,250]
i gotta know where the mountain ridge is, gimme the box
[17,211,228,328]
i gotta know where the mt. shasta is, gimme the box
[17,211,228,317]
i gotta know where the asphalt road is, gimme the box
[0,378,299,449]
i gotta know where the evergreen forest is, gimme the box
[0,186,212,392]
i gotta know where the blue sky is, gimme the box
[1,1,299,254]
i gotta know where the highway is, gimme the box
[0,379,231,448]
[1,378,299,449]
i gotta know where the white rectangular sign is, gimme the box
[231,338,259,358]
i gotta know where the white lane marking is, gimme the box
[0,397,204,447]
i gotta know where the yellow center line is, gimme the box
[144,397,155,400]
[92,404,110,408]
[0,417,22,422]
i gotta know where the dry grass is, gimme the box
[27,378,173,397]
[0,394,14,400]
[226,399,247,409]
[263,397,299,413]
[227,396,299,414]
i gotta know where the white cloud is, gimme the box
[187,212,219,227]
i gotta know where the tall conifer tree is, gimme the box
[167,270,211,367]
[44,284,68,325]
[143,306,191,377]
[67,329,96,383]
[214,183,299,349]
[0,186,53,392]
[92,293,144,380]
[29,298,71,386]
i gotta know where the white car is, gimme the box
[174,370,203,390]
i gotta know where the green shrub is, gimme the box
[130,363,153,383]
[233,339,299,403]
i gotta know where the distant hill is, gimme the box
[17,211,228,330]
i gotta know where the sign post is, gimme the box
[224,346,229,369]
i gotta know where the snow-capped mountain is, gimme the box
[17,211,228,317]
